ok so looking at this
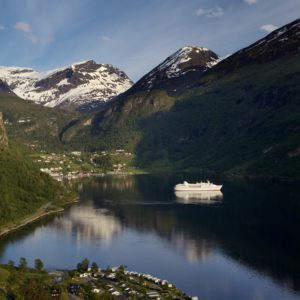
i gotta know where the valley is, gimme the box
[0,14,299,300]
[1,20,299,180]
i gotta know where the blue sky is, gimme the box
[0,0,299,81]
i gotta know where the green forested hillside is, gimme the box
[65,20,300,179]
[76,55,300,178]
[0,112,73,229]
[135,55,300,177]
[0,145,72,228]
[1,20,300,179]
[0,93,80,152]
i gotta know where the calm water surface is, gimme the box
[1,174,300,300]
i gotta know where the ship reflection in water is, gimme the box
[1,175,300,300]
[175,190,223,205]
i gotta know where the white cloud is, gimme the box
[244,0,258,5]
[14,21,38,43]
[28,33,38,43]
[101,35,111,42]
[195,6,224,18]
[0,25,5,31]
[14,21,31,33]
[260,24,278,33]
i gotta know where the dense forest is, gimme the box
[0,145,72,228]
[0,112,73,229]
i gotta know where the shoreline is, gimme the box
[107,169,300,183]
[0,197,79,238]
[46,165,300,183]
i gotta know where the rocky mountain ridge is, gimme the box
[0,60,133,111]
[124,46,220,96]
[211,18,300,75]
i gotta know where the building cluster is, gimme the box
[67,266,197,300]
[17,118,32,124]
[112,163,127,172]
[33,149,136,180]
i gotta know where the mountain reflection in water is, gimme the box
[1,174,300,300]
[54,202,122,244]
[175,190,223,204]
[77,175,300,293]
[53,199,213,263]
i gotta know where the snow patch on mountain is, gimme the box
[155,46,218,78]
[138,46,220,90]
[0,60,133,110]
[238,18,300,55]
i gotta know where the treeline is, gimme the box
[0,258,120,300]
[0,258,52,300]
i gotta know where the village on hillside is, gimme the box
[31,149,142,181]
[0,261,197,300]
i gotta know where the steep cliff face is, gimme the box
[0,112,8,147]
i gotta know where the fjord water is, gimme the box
[1,174,300,300]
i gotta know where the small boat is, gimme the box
[174,180,222,191]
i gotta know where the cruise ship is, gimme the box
[174,180,222,191]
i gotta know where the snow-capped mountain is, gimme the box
[133,46,220,91]
[0,60,133,110]
[149,46,219,78]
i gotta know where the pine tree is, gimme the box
[34,258,44,272]
[91,262,99,274]
[18,257,27,271]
